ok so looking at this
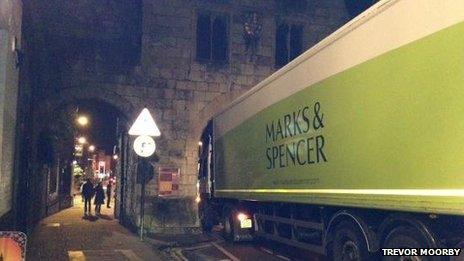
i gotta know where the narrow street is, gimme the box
[5,1,464,260]
[27,196,168,261]
[26,195,323,260]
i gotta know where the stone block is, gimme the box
[176,80,195,90]
[189,69,205,82]
[145,196,197,228]
[175,90,193,100]
[160,68,172,79]
[172,69,188,80]
[167,80,177,89]
[163,88,174,99]
[193,91,205,102]
[218,83,230,93]
[207,82,219,91]
[195,82,208,91]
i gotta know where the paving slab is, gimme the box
[27,196,168,261]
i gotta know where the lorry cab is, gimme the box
[197,120,214,200]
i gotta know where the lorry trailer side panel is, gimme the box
[212,0,464,216]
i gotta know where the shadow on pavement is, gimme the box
[98,214,113,220]
[82,215,98,222]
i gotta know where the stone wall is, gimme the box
[137,0,350,231]
[0,0,22,224]
[23,0,352,232]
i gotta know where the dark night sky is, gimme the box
[75,100,122,154]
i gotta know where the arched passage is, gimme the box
[25,85,138,222]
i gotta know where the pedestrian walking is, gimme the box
[94,182,105,215]
[82,178,94,216]
[106,181,112,208]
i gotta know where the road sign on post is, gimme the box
[128,108,160,241]
[133,135,156,158]
[128,108,161,137]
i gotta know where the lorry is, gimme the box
[197,0,464,259]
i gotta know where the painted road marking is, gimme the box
[68,249,142,261]
[68,251,85,261]
[276,254,291,261]
[211,242,240,261]
[260,247,274,255]
[115,249,142,261]
[174,244,212,261]
[260,246,293,261]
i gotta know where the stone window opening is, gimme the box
[196,12,229,64]
[275,22,304,68]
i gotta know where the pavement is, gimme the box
[26,195,322,261]
[27,195,170,261]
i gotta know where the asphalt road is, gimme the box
[170,232,325,261]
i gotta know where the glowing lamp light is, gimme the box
[78,136,87,144]
[72,160,77,165]
[195,195,201,203]
[198,141,203,146]
[113,154,119,160]
[88,145,95,152]
[237,213,249,222]
[77,116,89,126]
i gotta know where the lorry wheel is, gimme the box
[223,212,237,242]
[332,221,370,261]
[199,202,214,232]
[201,216,213,232]
[383,226,438,261]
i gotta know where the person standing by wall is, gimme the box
[106,181,112,208]
[94,182,105,215]
[82,179,94,216]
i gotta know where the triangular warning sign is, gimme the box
[128,108,161,136]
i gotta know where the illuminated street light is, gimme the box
[72,160,77,165]
[78,136,87,144]
[88,145,95,152]
[113,154,119,160]
[76,115,89,126]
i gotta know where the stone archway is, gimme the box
[31,85,138,221]
[193,89,245,140]
[47,85,136,120]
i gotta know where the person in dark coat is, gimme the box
[106,181,112,208]
[82,178,94,215]
[94,182,105,215]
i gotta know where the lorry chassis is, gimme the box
[200,198,463,260]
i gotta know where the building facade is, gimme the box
[12,0,358,233]
[0,0,22,228]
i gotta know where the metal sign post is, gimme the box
[139,158,147,241]
[128,108,160,241]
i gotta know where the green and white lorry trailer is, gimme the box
[197,0,464,259]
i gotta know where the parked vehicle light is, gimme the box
[237,213,248,221]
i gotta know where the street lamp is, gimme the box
[88,145,95,152]
[76,115,89,127]
[113,154,118,160]
[78,136,87,144]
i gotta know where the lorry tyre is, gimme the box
[201,216,213,232]
[332,221,370,261]
[199,202,214,232]
[383,226,438,261]
[223,211,237,242]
